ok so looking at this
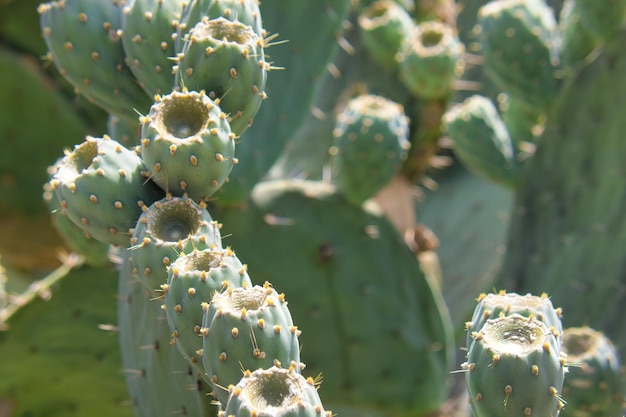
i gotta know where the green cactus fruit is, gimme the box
[220,366,332,417]
[398,20,464,99]
[179,0,264,40]
[560,327,624,417]
[163,247,253,377]
[117,248,215,417]
[140,90,237,201]
[48,135,163,247]
[330,94,411,206]
[558,0,600,72]
[202,283,301,406]
[213,179,454,415]
[357,0,416,69]
[572,0,626,43]
[443,94,518,188]
[121,0,185,96]
[43,177,111,267]
[38,0,152,119]
[465,314,567,417]
[476,0,560,110]
[173,16,268,136]
[498,93,545,155]
[128,195,223,291]
[465,291,564,349]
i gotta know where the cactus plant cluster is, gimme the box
[2,0,626,416]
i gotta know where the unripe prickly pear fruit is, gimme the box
[477,0,560,110]
[330,94,411,206]
[121,0,185,96]
[48,135,163,247]
[202,283,301,406]
[140,90,237,201]
[163,247,252,376]
[465,291,564,349]
[173,17,268,136]
[220,366,332,417]
[358,0,416,69]
[179,0,264,39]
[443,94,518,188]
[129,195,222,291]
[38,0,152,119]
[464,314,567,417]
[398,20,464,100]
[560,327,624,417]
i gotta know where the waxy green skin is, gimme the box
[358,0,416,69]
[164,247,252,378]
[140,90,236,201]
[443,94,517,188]
[560,327,624,417]
[331,94,410,206]
[121,0,186,96]
[477,0,560,110]
[220,367,330,417]
[49,135,163,247]
[117,249,216,417]
[129,196,223,291]
[180,0,264,39]
[38,0,152,119]
[174,17,267,136]
[202,284,301,406]
[465,291,563,349]
[465,314,566,417]
[398,20,463,100]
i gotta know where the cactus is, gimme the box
[220,366,332,417]
[140,89,237,201]
[48,135,163,246]
[11,1,626,417]
[163,246,253,376]
[38,0,152,119]
[173,16,267,136]
[129,195,222,290]
[560,327,624,417]
[202,283,301,405]
[330,94,411,205]
[464,313,567,417]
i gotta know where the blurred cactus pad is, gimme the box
[2,0,626,416]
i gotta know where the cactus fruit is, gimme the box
[116,249,215,417]
[43,178,110,267]
[357,0,416,69]
[398,20,464,100]
[202,283,301,406]
[121,0,185,96]
[48,135,163,247]
[559,327,624,417]
[38,0,152,119]
[330,94,411,206]
[464,313,567,417]
[465,291,564,349]
[129,196,223,291]
[179,0,264,39]
[140,90,237,201]
[220,366,331,417]
[476,0,560,110]
[163,246,253,376]
[173,17,267,136]
[443,94,518,188]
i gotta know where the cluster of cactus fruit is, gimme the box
[463,291,624,417]
[5,0,621,415]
